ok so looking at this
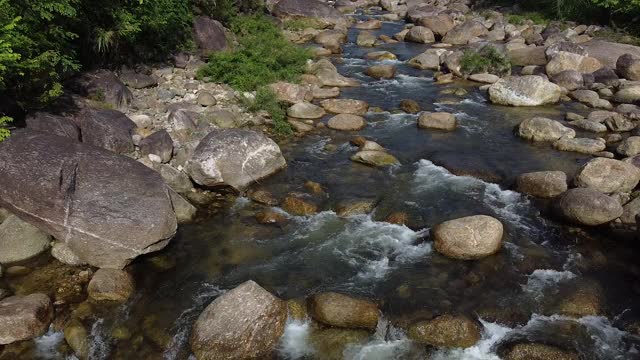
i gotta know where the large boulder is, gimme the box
[187,129,286,191]
[0,131,177,269]
[320,99,368,115]
[408,49,442,70]
[190,280,287,360]
[575,158,640,193]
[405,26,435,44]
[517,117,575,142]
[0,215,51,264]
[616,53,640,81]
[308,292,379,330]
[272,0,345,27]
[268,82,312,105]
[407,315,481,348]
[489,76,562,106]
[0,294,53,345]
[516,171,568,198]
[75,108,136,154]
[25,112,80,140]
[433,215,503,260]
[442,21,488,45]
[545,51,602,77]
[327,114,366,131]
[557,188,623,226]
[192,16,227,54]
[509,47,547,67]
[68,70,133,111]
[118,71,158,89]
[502,343,578,360]
[419,13,455,38]
[139,130,174,163]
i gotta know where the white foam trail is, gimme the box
[163,283,224,360]
[279,319,314,359]
[430,319,511,360]
[289,212,430,280]
[305,136,333,156]
[523,269,577,297]
[34,327,67,360]
[413,159,537,232]
[345,318,423,360]
[88,319,110,360]
[369,112,418,130]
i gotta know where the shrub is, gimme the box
[0,115,11,141]
[192,0,264,24]
[460,46,511,76]
[506,12,552,25]
[242,87,293,136]
[197,15,311,91]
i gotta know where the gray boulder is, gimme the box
[0,294,53,345]
[75,108,136,154]
[419,13,455,38]
[193,16,227,54]
[25,112,80,140]
[489,76,562,106]
[553,137,606,154]
[68,70,133,111]
[119,71,158,89]
[405,26,435,44]
[516,171,568,198]
[190,280,287,360]
[0,131,177,269]
[0,215,51,264]
[616,53,640,81]
[617,136,640,157]
[517,117,575,142]
[558,188,623,226]
[575,158,640,193]
[442,21,488,45]
[187,129,286,191]
[139,130,173,163]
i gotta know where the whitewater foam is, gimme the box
[523,269,576,297]
[279,319,314,359]
[34,327,68,360]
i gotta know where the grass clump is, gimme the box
[506,12,552,25]
[242,87,293,136]
[460,45,511,76]
[197,15,311,92]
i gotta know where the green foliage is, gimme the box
[192,0,264,24]
[197,15,311,91]
[0,115,12,141]
[242,87,293,136]
[506,12,552,25]
[460,46,511,76]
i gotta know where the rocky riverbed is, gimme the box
[2,0,640,359]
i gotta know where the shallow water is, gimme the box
[10,11,640,360]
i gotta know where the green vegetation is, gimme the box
[242,87,293,136]
[198,15,311,92]
[460,46,511,76]
[0,116,11,141]
[282,18,326,31]
[506,12,552,25]
[0,0,263,114]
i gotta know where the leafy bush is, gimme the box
[0,115,11,141]
[506,12,552,25]
[460,46,511,76]
[192,0,264,24]
[242,87,293,136]
[197,15,311,91]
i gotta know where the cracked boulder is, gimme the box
[0,130,177,269]
[187,129,287,191]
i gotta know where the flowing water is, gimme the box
[8,11,640,360]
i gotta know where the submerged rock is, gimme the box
[575,158,640,193]
[557,188,623,226]
[281,194,318,216]
[502,343,578,360]
[0,294,53,345]
[187,129,286,191]
[190,280,287,360]
[309,327,370,360]
[407,315,481,348]
[336,200,376,217]
[0,215,51,264]
[516,171,568,198]
[350,150,399,167]
[308,292,379,330]
[0,131,177,269]
[489,76,562,106]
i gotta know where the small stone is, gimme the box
[248,189,279,206]
[256,210,288,226]
[197,92,217,106]
[400,100,421,113]
[281,194,318,216]
[418,112,457,131]
[308,292,379,330]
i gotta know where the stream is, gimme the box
[13,10,640,360]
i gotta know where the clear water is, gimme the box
[6,12,640,360]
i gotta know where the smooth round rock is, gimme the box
[308,292,380,330]
[87,269,135,302]
[327,114,366,131]
[516,171,568,198]
[558,188,623,226]
[433,215,504,260]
